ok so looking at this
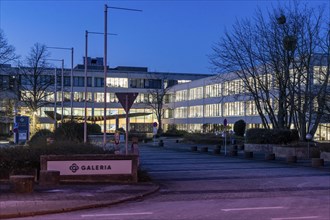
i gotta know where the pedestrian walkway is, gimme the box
[0,182,159,219]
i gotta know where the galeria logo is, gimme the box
[69,163,79,173]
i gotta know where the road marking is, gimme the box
[221,206,285,212]
[271,216,320,220]
[81,212,153,218]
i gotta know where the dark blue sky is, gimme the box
[0,0,328,73]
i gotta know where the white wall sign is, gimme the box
[47,160,132,175]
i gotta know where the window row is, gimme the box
[166,101,263,118]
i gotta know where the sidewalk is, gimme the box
[0,182,159,219]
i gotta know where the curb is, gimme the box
[0,184,160,219]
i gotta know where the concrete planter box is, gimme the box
[213,148,221,155]
[10,175,34,193]
[191,146,198,152]
[200,147,208,152]
[229,150,238,156]
[320,151,330,162]
[245,144,308,159]
[311,158,324,168]
[244,151,253,159]
[286,156,297,163]
[265,153,275,160]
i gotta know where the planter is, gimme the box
[238,144,244,151]
[191,146,198,152]
[213,147,221,155]
[10,175,34,193]
[229,150,238,156]
[244,151,253,159]
[320,151,330,162]
[200,147,208,153]
[265,153,275,160]
[311,158,324,168]
[286,155,297,163]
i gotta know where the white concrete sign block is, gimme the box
[47,160,132,175]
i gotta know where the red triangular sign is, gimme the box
[115,93,138,113]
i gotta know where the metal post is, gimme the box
[125,94,129,155]
[103,4,108,147]
[70,47,74,120]
[84,31,88,143]
[61,59,64,124]
[54,68,57,128]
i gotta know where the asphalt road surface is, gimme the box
[15,145,330,220]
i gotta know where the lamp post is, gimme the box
[84,31,117,143]
[47,58,64,126]
[46,46,74,119]
[103,4,142,147]
[306,133,312,159]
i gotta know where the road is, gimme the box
[15,144,330,220]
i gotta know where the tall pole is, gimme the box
[54,68,57,129]
[71,47,74,120]
[102,4,141,147]
[61,59,64,124]
[84,31,88,143]
[103,4,108,147]
[125,95,129,155]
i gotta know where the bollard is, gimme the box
[244,151,253,159]
[286,155,297,163]
[191,146,198,152]
[311,158,324,168]
[201,147,208,152]
[265,153,275,160]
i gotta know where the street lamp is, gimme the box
[84,30,117,143]
[103,4,142,147]
[46,46,74,119]
[47,58,64,126]
[306,133,313,159]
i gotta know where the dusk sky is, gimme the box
[0,0,329,74]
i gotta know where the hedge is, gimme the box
[245,128,299,144]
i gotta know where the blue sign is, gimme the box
[14,116,30,144]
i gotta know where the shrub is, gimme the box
[0,141,110,172]
[246,128,299,144]
[183,133,222,144]
[28,129,54,146]
[234,120,246,137]
[163,124,187,137]
[54,122,101,143]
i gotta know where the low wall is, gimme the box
[40,154,138,183]
[245,144,308,159]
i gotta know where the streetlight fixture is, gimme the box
[103,4,142,147]
[46,46,74,119]
[306,133,313,159]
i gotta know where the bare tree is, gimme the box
[144,73,171,134]
[210,2,330,140]
[18,43,54,133]
[0,29,18,67]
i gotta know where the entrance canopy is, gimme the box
[44,111,151,122]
